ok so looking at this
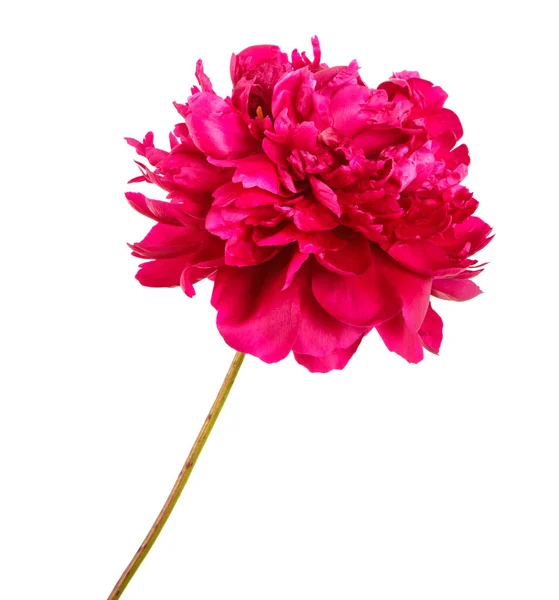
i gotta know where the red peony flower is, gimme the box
[126,37,492,372]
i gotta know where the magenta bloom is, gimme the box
[126,37,492,372]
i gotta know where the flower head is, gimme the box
[126,37,492,372]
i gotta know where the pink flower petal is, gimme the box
[314,60,362,96]
[158,151,232,194]
[211,254,303,363]
[230,44,290,85]
[135,257,188,288]
[129,222,205,259]
[231,154,280,194]
[293,281,367,356]
[224,228,280,267]
[387,263,432,333]
[315,235,373,276]
[388,240,466,276]
[312,251,401,327]
[283,249,309,290]
[262,137,290,168]
[125,132,168,166]
[253,224,347,253]
[330,84,374,136]
[180,266,215,297]
[406,76,447,111]
[309,176,341,216]
[423,108,463,141]
[291,195,339,232]
[431,278,483,302]
[377,314,424,363]
[419,304,443,354]
[195,59,214,94]
[186,93,259,159]
[126,192,196,226]
[294,337,363,373]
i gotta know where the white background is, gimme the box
[1,1,557,598]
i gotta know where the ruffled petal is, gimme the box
[418,304,443,354]
[253,224,347,253]
[294,337,363,373]
[291,196,339,231]
[135,257,188,288]
[312,249,401,327]
[186,93,259,159]
[126,192,193,226]
[230,44,290,85]
[376,314,424,363]
[309,176,341,216]
[211,254,303,363]
[129,222,205,259]
[283,249,309,289]
[431,278,483,301]
[213,154,280,194]
[388,240,472,276]
[157,151,232,194]
[293,281,367,356]
[125,132,168,166]
[387,263,432,333]
[315,235,373,276]
[423,108,463,141]
[224,228,280,267]
[180,266,216,297]
[195,59,215,94]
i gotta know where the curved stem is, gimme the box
[107,351,246,600]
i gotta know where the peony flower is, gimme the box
[113,37,495,600]
[126,36,492,372]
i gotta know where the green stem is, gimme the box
[107,351,246,600]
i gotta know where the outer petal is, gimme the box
[212,181,278,209]
[376,314,424,363]
[431,278,482,301]
[423,108,463,141]
[404,76,447,111]
[126,192,193,226]
[294,336,363,373]
[418,304,443,354]
[211,254,303,363]
[180,266,215,297]
[186,93,259,159]
[293,281,367,356]
[388,240,471,276]
[387,262,432,332]
[135,257,188,288]
[157,151,232,194]
[195,59,214,94]
[312,251,401,327]
[125,132,168,166]
[129,222,205,259]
